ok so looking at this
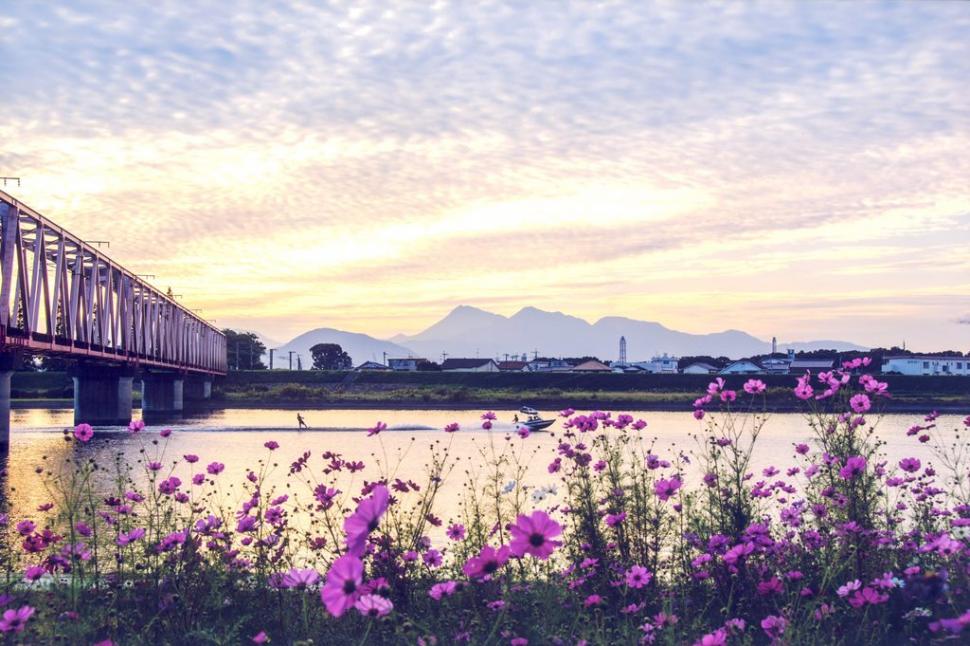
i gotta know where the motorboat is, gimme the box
[514,406,555,432]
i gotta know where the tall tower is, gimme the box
[772,336,777,354]
[619,336,627,364]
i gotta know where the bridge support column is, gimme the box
[183,376,212,401]
[141,371,183,423]
[71,364,134,427]
[0,353,16,451]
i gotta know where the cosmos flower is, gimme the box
[320,554,363,618]
[344,485,390,557]
[281,568,320,588]
[73,423,94,443]
[509,510,563,560]
[367,422,387,437]
[625,565,652,589]
[355,594,393,618]
[462,544,511,579]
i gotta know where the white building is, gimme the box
[719,360,762,375]
[388,357,425,371]
[882,355,969,376]
[623,354,679,374]
[441,358,500,372]
[682,362,719,374]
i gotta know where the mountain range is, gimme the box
[266,306,867,366]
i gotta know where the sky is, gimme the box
[1,1,969,351]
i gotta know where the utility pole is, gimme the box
[441,352,448,364]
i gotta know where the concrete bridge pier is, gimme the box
[141,371,184,423]
[183,376,212,402]
[72,363,135,427]
[0,352,16,450]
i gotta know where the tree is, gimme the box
[416,360,441,371]
[310,343,352,370]
[222,329,267,370]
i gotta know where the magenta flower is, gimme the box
[344,485,390,557]
[73,423,94,443]
[693,409,705,420]
[849,394,871,414]
[320,554,363,617]
[794,374,814,400]
[509,510,563,560]
[654,477,682,502]
[23,565,45,582]
[462,544,511,579]
[127,419,145,434]
[251,631,268,644]
[0,606,34,633]
[444,422,460,433]
[760,615,787,640]
[206,462,225,475]
[367,422,387,437]
[264,441,279,450]
[743,379,766,395]
[160,428,172,438]
[839,455,867,480]
[117,527,146,546]
[429,581,458,600]
[447,523,466,541]
[355,594,393,618]
[625,565,652,589]
[899,457,921,473]
[282,568,320,588]
[481,411,497,420]
[15,520,35,536]
[183,454,199,463]
[605,512,626,527]
[694,629,728,646]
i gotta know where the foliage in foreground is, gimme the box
[3,358,970,644]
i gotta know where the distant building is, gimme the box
[355,361,391,371]
[497,360,529,372]
[788,359,835,373]
[772,336,777,354]
[625,354,679,374]
[388,357,425,371]
[619,336,627,364]
[572,359,612,373]
[761,353,793,374]
[719,360,762,375]
[441,358,500,372]
[527,358,574,372]
[682,362,719,375]
[882,355,969,376]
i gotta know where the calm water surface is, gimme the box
[2,407,963,531]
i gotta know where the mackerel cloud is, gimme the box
[0,2,968,347]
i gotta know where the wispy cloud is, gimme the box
[1,2,968,348]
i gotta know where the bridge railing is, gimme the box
[0,190,226,375]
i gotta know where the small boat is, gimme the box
[515,406,555,432]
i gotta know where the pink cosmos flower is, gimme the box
[0,606,34,633]
[207,462,225,475]
[429,581,458,600]
[344,485,390,557]
[16,520,35,536]
[447,523,466,540]
[367,422,387,437]
[693,409,705,420]
[849,394,871,414]
[605,512,626,527]
[743,379,766,395]
[320,554,363,617]
[282,567,320,588]
[183,454,199,463]
[444,422,460,433]
[760,615,787,640]
[899,457,921,473]
[264,441,279,450]
[160,428,172,438]
[117,527,146,546]
[251,632,268,644]
[481,411,497,421]
[625,565,652,589]
[24,565,45,582]
[839,455,867,480]
[462,544,511,579]
[654,477,682,502]
[355,594,393,618]
[127,419,145,434]
[794,373,814,400]
[73,423,94,443]
[693,629,727,646]
[517,426,530,438]
[584,594,602,608]
[509,510,563,560]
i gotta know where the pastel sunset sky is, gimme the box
[1,2,968,350]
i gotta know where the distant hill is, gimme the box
[391,306,867,361]
[274,328,414,368]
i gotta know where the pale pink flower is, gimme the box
[320,554,363,617]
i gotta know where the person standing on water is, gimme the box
[297,413,308,429]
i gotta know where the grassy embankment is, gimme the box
[11,370,970,411]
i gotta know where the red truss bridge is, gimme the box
[0,189,226,443]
